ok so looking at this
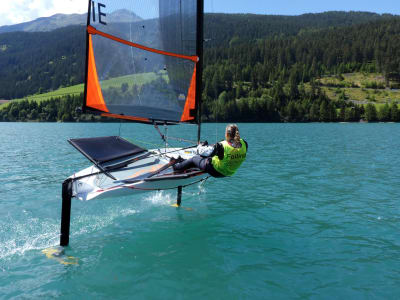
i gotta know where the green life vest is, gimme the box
[211,139,247,177]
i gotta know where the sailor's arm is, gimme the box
[197,141,221,158]
[197,140,248,158]
[213,142,224,160]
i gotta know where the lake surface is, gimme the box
[1,122,399,299]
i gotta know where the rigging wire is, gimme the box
[215,99,218,143]
[208,0,218,143]
[130,21,142,105]
[125,137,163,148]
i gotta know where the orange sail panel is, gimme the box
[181,65,197,122]
[86,34,109,112]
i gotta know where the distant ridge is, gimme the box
[0,10,396,34]
[0,10,143,34]
[0,13,86,33]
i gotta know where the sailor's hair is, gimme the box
[226,124,240,145]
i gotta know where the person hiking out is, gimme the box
[171,124,247,177]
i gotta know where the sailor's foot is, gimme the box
[170,156,184,165]
[170,156,184,170]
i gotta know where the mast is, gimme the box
[196,0,204,143]
[82,0,92,113]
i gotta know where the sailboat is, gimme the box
[59,0,206,246]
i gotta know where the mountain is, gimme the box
[0,14,86,34]
[107,9,142,23]
[0,10,142,34]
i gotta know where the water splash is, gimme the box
[0,186,208,262]
[143,190,174,206]
[0,215,59,261]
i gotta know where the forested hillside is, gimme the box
[201,17,400,122]
[0,26,85,99]
[205,11,396,47]
[1,12,399,99]
[205,18,400,81]
[1,11,400,122]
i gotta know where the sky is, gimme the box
[205,0,400,16]
[0,0,399,27]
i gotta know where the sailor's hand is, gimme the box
[200,140,208,146]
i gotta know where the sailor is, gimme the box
[172,124,248,177]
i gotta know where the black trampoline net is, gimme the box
[69,136,147,164]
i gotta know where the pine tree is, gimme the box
[365,103,378,122]
[319,101,329,122]
[390,102,400,121]
[378,103,390,121]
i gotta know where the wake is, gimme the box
[0,184,206,262]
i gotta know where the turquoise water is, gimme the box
[1,122,400,299]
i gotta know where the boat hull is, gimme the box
[69,147,209,201]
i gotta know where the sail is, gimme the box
[83,0,202,123]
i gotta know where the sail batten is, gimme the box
[83,0,202,124]
[87,26,199,63]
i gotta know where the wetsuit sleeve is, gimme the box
[215,142,224,160]
[208,142,224,159]
[244,140,248,151]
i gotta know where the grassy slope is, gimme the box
[0,71,166,109]
[316,73,400,104]
[2,71,399,112]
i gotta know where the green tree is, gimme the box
[218,91,229,104]
[8,106,18,121]
[378,103,390,121]
[328,102,337,121]
[338,90,348,101]
[390,102,399,121]
[29,109,38,120]
[285,101,298,121]
[319,101,330,122]
[236,82,244,99]
[288,69,300,100]
[19,109,27,121]
[309,103,320,121]
[121,83,129,93]
[365,103,378,122]
[61,113,73,122]
[339,106,346,121]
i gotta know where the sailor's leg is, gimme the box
[192,156,208,170]
[174,155,207,171]
[173,157,196,171]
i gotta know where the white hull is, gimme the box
[69,147,209,201]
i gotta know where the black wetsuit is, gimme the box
[173,140,248,177]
